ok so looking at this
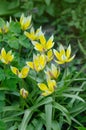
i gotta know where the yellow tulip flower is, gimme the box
[26,54,46,72]
[45,64,60,79]
[0,48,14,64]
[24,27,42,41]
[20,88,28,99]
[38,79,56,96]
[0,21,9,34]
[32,34,54,52]
[20,13,32,30]
[11,66,29,78]
[53,44,75,64]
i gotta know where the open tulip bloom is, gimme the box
[45,64,60,79]
[32,34,54,52]
[53,44,75,64]
[11,66,29,78]
[20,13,32,30]
[24,26,42,41]
[0,48,14,64]
[38,79,56,96]
[0,21,10,34]
[26,54,46,72]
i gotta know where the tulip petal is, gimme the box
[1,48,6,58]
[66,45,71,58]
[39,55,46,69]
[51,64,59,78]
[24,31,35,41]
[32,41,44,52]
[42,91,52,96]
[7,51,14,62]
[26,62,34,69]
[38,83,48,91]
[46,35,54,50]
[11,66,19,76]
[59,45,65,55]
[39,34,46,46]
[67,55,75,62]
[53,49,61,61]
[20,14,24,25]
[47,79,56,91]
[55,60,65,64]
[21,66,29,78]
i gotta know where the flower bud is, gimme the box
[20,88,28,99]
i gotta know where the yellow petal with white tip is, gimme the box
[39,33,46,46]
[55,60,65,64]
[32,41,44,52]
[7,51,14,62]
[20,14,24,25]
[26,62,34,69]
[11,66,19,76]
[46,35,54,50]
[39,54,46,69]
[66,55,75,62]
[53,49,61,61]
[21,66,29,78]
[1,48,6,58]
[66,45,71,58]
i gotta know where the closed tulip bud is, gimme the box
[20,88,28,99]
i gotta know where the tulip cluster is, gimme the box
[0,14,75,98]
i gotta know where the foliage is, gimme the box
[0,13,85,130]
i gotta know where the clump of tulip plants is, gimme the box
[0,14,85,130]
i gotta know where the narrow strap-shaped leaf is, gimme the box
[53,102,71,125]
[19,109,33,130]
[45,103,52,130]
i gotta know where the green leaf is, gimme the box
[0,105,20,112]
[44,0,51,6]
[46,4,55,16]
[78,40,86,55]
[19,109,33,130]
[52,121,61,130]
[45,103,52,130]
[33,97,53,109]
[1,78,18,91]
[19,35,30,48]
[33,119,43,130]
[9,21,21,34]
[0,101,5,109]
[0,0,20,16]
[77,127,86,130]
[26,124,34,130]
[8,36,19,49]
[0,120,6,130]
[53,102,71,125]
[0,18,5,27]
[0,68,5,81]
[0,91,5,101]
[31,118,43,130]
[64,0,77,3]
[62,93,85,102]
[8,123,18,130]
